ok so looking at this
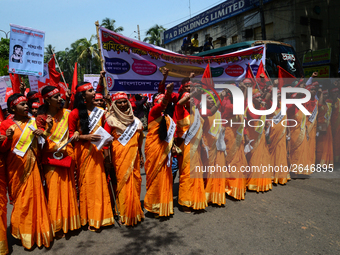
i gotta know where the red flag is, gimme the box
[278,66,295,89]
[9,73,21,93]
[201,62,214,88]
[69,63,78,109]
[58,82,68,100]
[0,105,5,122]
[71,62,78,94]
[38,80,47,93]
[245,63,255,79]
[201,63,222,106]
[255,61,269,90]
[5,87,13,102]
[96,82,104,93]
[48,55,61,87]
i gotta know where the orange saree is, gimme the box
[37,108,80,235]
[68,109,114,229]
[0,118,52,249]
[268,108,290,185]
[245,111,272,192]
[176,105,207,210]
[316,102,333,165]
[0,155,8,255]
[331,98,340,163]
[202,111,226,206]
[305,100,318,168]
[223,115,247,200]
[289,108,311,174]
[144,114,174,217]
[105,123,144,225]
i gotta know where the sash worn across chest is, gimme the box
[88,107,104,133]
[273,110,285,125]
[13,118,37,157]
[184,108,201,145]
[208,111,221,137]
[49,110,70,144]
[118,118,140,146]
[165,116,176,144]
[308,104,317,123]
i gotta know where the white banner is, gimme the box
[99,27,265,93]
[0,76,8,109]
[28,63,49,91]
[8,24,45,77]
[84,74,100,91]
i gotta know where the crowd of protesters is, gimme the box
[0,66,339,254]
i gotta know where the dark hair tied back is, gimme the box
[158,112,168,141]
[74,83,90,134]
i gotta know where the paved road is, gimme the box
[6,162,340,255]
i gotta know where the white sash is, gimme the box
[308,105,317,123]
[165,116,176,167]
[185,108,201,145]
[165,116,176,144]
[216,128,226,152]
[88,107,104,133]
[273,110,284,125]
[118,118,140,146]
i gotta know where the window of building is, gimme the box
[244,29,253,38]
[300,16,309,26]
[254,23,273,40]
[310,18,322,37]
[232,35,238,44]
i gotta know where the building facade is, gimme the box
[162,0,340,77]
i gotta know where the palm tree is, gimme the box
[44,44,55,62]
[72,36,100,74]
[101,18,124,33]
[143,24,166,46]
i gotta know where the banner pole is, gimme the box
[51,49,67,86]
[95,21,108,98]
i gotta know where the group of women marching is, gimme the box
[0,69,339,253]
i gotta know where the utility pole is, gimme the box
[137,25,141,41]
[259,0,266,40]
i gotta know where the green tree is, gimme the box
[44,44,55,63]
[143,24,166,46]
[55,48,73,84]
[0,38,9,76]
[72,36,100,75]
[101,18,124,33]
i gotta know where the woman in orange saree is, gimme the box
[316,90,333,165]
[36,86,80,236]
[330,88,340,163]
[104,92,144,225]
[0,152,8,255]
[0,94,52,249]
[144,84,175,217]
[304,85,318,169]
[287,93,311,175]
[219,91,247,200]
[174,90,207,212]
[245,90,272,192]
[201,95,226,206]
[68,83,114,230]
[267,91,290,185]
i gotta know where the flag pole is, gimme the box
[249,63,262,93]
[51,49,67,86]
[95,21,108,97]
